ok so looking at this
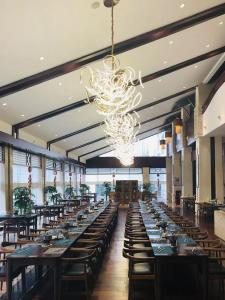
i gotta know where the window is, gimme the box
[85,168,143,195]
[101,132,166,157]
[149,168,167,199]
[13,150,43,205]
[45,159,64,195]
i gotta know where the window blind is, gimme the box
[13,150,27,166]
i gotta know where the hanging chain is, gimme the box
[111,0,114,56]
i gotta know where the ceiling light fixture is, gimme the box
[206,44,210,48]
[39,56,45,61]
[180,3,185,8]
[169,40,174,45]
[20,114,25,117]
[219,21,224,25]
[2,103,7,106]
[81,0,142,166]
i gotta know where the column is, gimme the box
[181,146,193,197]
[166,157,172,204]
[214,137,224,203]
[4,146,13,213]
[171,123,182,206]
[195,136,211,203]
[142,167,149,184]
[181,108,193,197]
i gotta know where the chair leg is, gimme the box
[85,277,90,300]
[128,279,132,300]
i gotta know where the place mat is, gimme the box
[152,244,174,256]
[44,247,67,256]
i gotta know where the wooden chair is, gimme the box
[123,248,156,300]
[203,247,225,296]
[2,219,26,242]
[60,248,96,300]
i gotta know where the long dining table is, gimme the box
[139,200,208,300]
[6,201,109,300]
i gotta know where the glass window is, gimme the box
[101,132,166,157]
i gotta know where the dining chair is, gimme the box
[60,248,96,300]
[123,248,156,300]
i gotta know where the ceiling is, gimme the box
[0,0,224,161]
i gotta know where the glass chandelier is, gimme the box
[81,0,143,165]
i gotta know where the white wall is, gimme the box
[203,82,225,136]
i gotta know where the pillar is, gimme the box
[214,137,224,203]
[181,108,193,197]
[5,146,13,213]
[195,137,211,203]
[171,123,182,206]
[142,167,149,184]
[166,157,172,204]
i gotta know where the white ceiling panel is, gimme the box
[0,0,224,85]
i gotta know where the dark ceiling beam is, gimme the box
[66,110,180,154]
[1,3,225,99]
[134,46,225,85]
[13,45,222,133]
[47,87,194,148]
[78,122,172,159]
[91,126,171,158]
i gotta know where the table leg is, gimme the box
[6,261,13,300]
[53,262,61,300]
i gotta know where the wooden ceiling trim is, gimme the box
[1,3,224,99]
[47,87,194,147]
[66,110,180,154]
[78,122,172,159]
[12,45,221,132]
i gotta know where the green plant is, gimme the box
[103,182,111,201]
[64,184,76,199]
[13,187,34,214]
[44,186,58,204]
[142,183,152,192]
[79,184,90,195]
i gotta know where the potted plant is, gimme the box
[64,184,76,199]
[44,186,58,204]
[103,182,111,201]
[142,183,152,200]
[13,187,34,214]
[79,184,90,196]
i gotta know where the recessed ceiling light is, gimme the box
[2,102,7,106]
[55,134,58,137]
[158,79,162,82]
[20,114,25,117]
[169,40,174,45]
[68,96,72,100]
[183,86,186,89]
[153,97,156,100]
[38,124,41,127]
[92,1,100,9]
[39,56,45,61]
[180,3,185,8]
[88,122,90,125]
[219,21,224,25]
[163,60,168,65]
[206,44,210,48]
[58,82,62,86]
[78,109,81,112]
[194,65,198,69]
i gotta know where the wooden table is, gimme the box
[181,196,195,211]
[0,214,37,235]
[33,204,64,217]
[139,201,208,300]
[6,201,108,300]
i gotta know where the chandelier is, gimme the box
[81,0,143,165]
